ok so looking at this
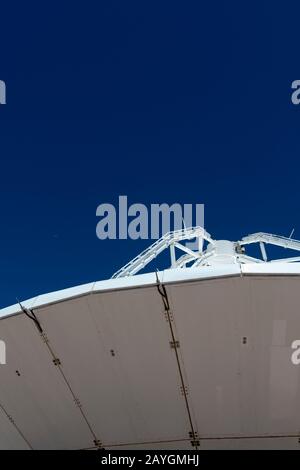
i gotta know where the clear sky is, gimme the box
[1,1,300,307]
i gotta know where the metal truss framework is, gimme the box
[112,227,300,278]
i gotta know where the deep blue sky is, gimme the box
[1,1,300,307]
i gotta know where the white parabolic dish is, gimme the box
[1,228,300,449]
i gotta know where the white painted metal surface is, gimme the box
[112,228,300,277]
[1,229,300,449]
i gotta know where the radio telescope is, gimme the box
[1,227,300,449]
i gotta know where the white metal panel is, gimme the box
[34,287,191,446]
[242,263,300,275]
[166,276,300,445]
[166,278,244,437]
[0,314,92,449]
[247,277,300,435]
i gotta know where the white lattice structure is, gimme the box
[113,227,300,277]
